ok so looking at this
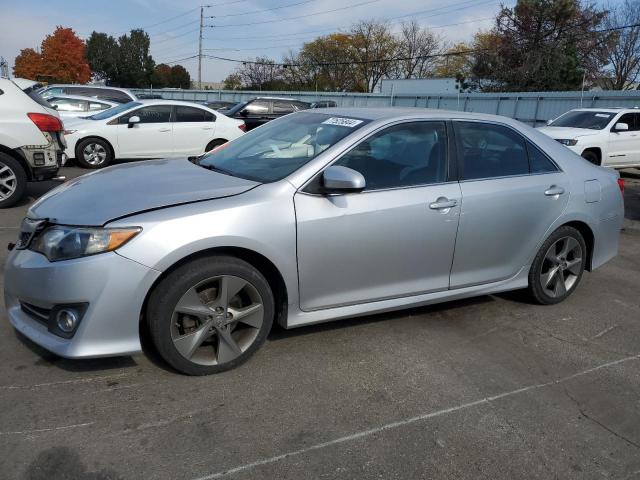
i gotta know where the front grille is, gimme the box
[20,302,51,326]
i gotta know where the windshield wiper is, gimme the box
[199,163,235,177]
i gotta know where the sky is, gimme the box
[1,0,532,83]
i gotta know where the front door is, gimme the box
[607,113,640,166]
[449,121,569,288]
[295,121,460,311]
[115,105,174,158]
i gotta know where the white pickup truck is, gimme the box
[0,77,65,207]
[537,107,640,168]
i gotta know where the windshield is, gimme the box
[549,111,615,130]
[198,112,370,182]
[89,101,142,120]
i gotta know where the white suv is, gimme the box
[0,78,65,207]
[538,108,640,168]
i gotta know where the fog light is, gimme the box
[33,152,45,166]
[56,309,78,333]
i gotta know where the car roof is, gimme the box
[567,107,638,113]
[247,96,310,102]
[44,84,133,93]
[47,94,118,104]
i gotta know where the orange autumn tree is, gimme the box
[13,27,91,83]
[13,48,44,79]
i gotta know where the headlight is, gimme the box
[30,226,141,261]
[557,139,578,146]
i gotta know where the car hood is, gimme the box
[28,159,259,226]
[536,126,601,139]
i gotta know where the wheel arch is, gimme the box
[205,138,228,151]
[581,147,602,165]
[139,246,289,344]
[75,135,115,160]
[0,144,31,180]
[559,220,595,271]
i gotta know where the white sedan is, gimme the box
[64,100,246,168]
[47,95,118,119]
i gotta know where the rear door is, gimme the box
[607,113,640,166]
[449,121,568,288]
[295,121,461,311]
[115,105,174,157]
[172,105,217,156]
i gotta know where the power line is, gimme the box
[208,0,381,28]
[210,0,320,19]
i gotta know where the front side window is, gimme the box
[175,106,214,122]
[616,113,640,132]
[244,100,270,114]
[199,112,370,182]
[89,101,110,111]
[549,111,614,130]
[120,105,172,124]
[334,122,448,190]
[456,122,529,180]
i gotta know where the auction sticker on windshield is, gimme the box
[322,117,364,127]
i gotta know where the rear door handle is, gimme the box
[201,127,214,130]
[429,198,457,210]
[158,128,171,132]
[544,186,565,196]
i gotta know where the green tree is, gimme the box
[115,29,155,88]
[86,32,119,82]
[169,65,190,89]
[472,0,608,91]
[223,73,242,90]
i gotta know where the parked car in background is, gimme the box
[136,93,163,99]
[39,85,137,104]
[310,100,337,108]
[225,97,311,130]
[64,100,246,168]
[205,100,238,112]
[47,95,118,118]
[538,108,640,167]
[5,108,623,375]
[0,77,65,208]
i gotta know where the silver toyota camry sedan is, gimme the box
[5,108,624,375]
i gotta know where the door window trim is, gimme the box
[172,105,217,123]
[301,119,456,195]
[452,119,562,183]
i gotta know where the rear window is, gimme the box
[21,84,52,109]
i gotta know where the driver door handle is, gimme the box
[429,198,457,210]
[544,186,565,196]
[158,128,171,132]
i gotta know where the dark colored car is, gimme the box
[225,97,311,130]
[310,100,337,108]
[205,100,239,112]
[39,85,137,104]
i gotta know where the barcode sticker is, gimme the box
[595,114,611,118]
[322,117,364,127]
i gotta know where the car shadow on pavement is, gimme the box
[13,330,137,372]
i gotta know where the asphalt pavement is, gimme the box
[1,165,639,480]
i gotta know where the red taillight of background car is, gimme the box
[27,113,63,132]
[238,123,247,132]
[617,178,625,194]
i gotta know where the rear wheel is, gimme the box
[147,256,274,375]
[0,153,27,208]
[205,139,227,153]
[581,150,600,166]
[76,138,113,169]
[528,226,586,305]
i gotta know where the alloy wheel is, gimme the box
[170,275,264,366]
[83,143,107,166]
[0,161,17,201]
[539,236,583,298]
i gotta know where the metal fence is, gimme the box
[132,88,640,126]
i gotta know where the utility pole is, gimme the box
[198,6,204,90]
[0,57,9,78]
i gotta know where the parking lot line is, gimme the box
[194,353,640,480]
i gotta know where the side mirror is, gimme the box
[546,119,552,126]
[128,116,140,128]
[613,122,629,132]
[239,109,249,117]
[322,166,366,194]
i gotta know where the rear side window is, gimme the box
[527,142,558,174]
[455,122,529,180]
[273,101,295,114]
[245,100,270,114]
[49,97,87,112]
[175,106,215,122]
[89,101,110,111]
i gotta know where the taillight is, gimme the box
[238,123,247,132]
[617,178,625,194]
[27,113,63,132]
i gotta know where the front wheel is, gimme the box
[205,139,227,153]
[0,153,27,208]
[147,256,274,375]
[76,138,113,169]
[527,226,587,305]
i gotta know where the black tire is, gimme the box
[205,139,227,153]
[75,138,113,169]
[146,255,274,375]
[581,150,600,166]
[527,226,587,305]
[0,153,27,208]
